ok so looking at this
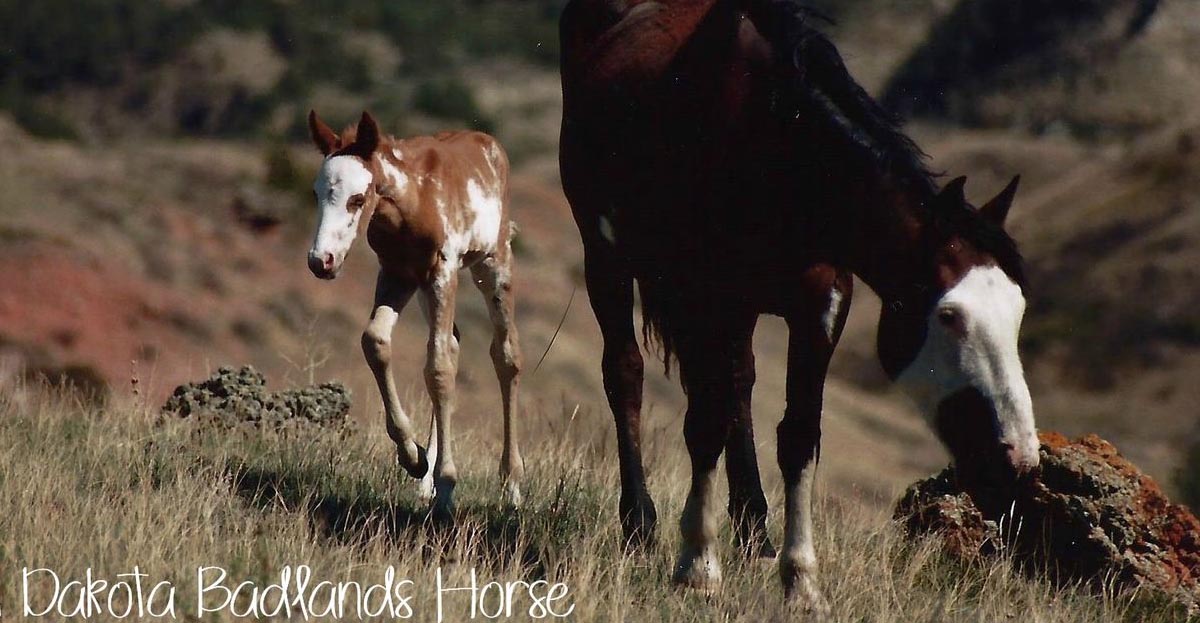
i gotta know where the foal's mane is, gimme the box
[746,0,1026,287]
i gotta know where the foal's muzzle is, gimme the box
[307,251,338,280]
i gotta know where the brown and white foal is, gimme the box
[306,110,523,515]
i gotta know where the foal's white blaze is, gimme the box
[309,155,373,275]
[897,265,1038,469]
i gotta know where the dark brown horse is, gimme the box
[560,0,1039,609]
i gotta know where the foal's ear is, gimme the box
[352,111,381,157]
[308,110,340,156]
[980,175,1021,227]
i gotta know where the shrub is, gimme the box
[413,77,496,133]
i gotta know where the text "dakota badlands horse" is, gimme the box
[560,0,1038,611]
[306,111,524,516]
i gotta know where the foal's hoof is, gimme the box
[398,444,430,479]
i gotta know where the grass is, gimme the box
[0,383,1182,622]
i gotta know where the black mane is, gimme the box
[747,0,1026,289]
[747,0,939,196]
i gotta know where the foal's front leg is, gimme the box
[422,263,461,519]
[362,273,427,478]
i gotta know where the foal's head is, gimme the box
[306,110,383,279]
[878,176,1038,485]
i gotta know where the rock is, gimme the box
[162,365,351,429]
[896,432,1200,612]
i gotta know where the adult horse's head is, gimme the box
[878,175,1038,485]
[306,110,382,280]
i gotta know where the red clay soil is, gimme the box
[897,432,1200,612]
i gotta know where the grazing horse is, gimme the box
[306,111,524,515]
[559,0,1039,609]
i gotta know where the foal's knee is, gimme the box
[361,326,390,366]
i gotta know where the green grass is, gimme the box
[0,384,1183,621]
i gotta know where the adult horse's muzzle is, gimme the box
[935,387,1040,488]
[307,250,340,280]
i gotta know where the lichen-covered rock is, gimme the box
[896,432,1200,612]
[162,366,351,429]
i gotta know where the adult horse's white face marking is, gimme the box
[897,265,1038,474]
[308,155,373,279]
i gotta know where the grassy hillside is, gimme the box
[0,384,1186,622]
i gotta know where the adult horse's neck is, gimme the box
[844,173,938,305]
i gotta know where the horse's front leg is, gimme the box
[777,271,851,616]
[362,272,427,478]
[421,262,461,520]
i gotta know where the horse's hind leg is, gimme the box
[470,246,524,507]
[777,269,851,615]
[722,324,776,560]
[673,312,757,592]
[362,272,427,478]
[580,239,657,546]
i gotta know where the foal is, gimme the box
[306,110,524,515]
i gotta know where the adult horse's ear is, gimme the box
[309,110,339,156]
[980,175,1020,227]
[353,111,381,157]
[938,176,968,206]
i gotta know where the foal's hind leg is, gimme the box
[362,273,428,478]
[778,270,851,616]
[470,248,524,507]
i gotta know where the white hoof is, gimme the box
[673,546,722,593]
[781,560,829,619]
[502,480,522,508]
[417,474,436,506]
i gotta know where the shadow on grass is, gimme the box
[225,462,544,577]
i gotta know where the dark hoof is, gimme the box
[398,444,429,479]
[735,527,777,560]
[620,495,659,549]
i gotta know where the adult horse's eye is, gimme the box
[937,307,966,334]
[347,194,366,211]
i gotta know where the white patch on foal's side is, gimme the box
[310,155,373,266]
[821,288,843,341]
[465,179,503,252]
[897,265,1038,464]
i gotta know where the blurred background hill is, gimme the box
[1,0,1198,509]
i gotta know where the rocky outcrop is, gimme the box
[162,365,351,429]
[897,432,1200,612]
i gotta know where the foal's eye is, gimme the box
[347,194,366,211]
